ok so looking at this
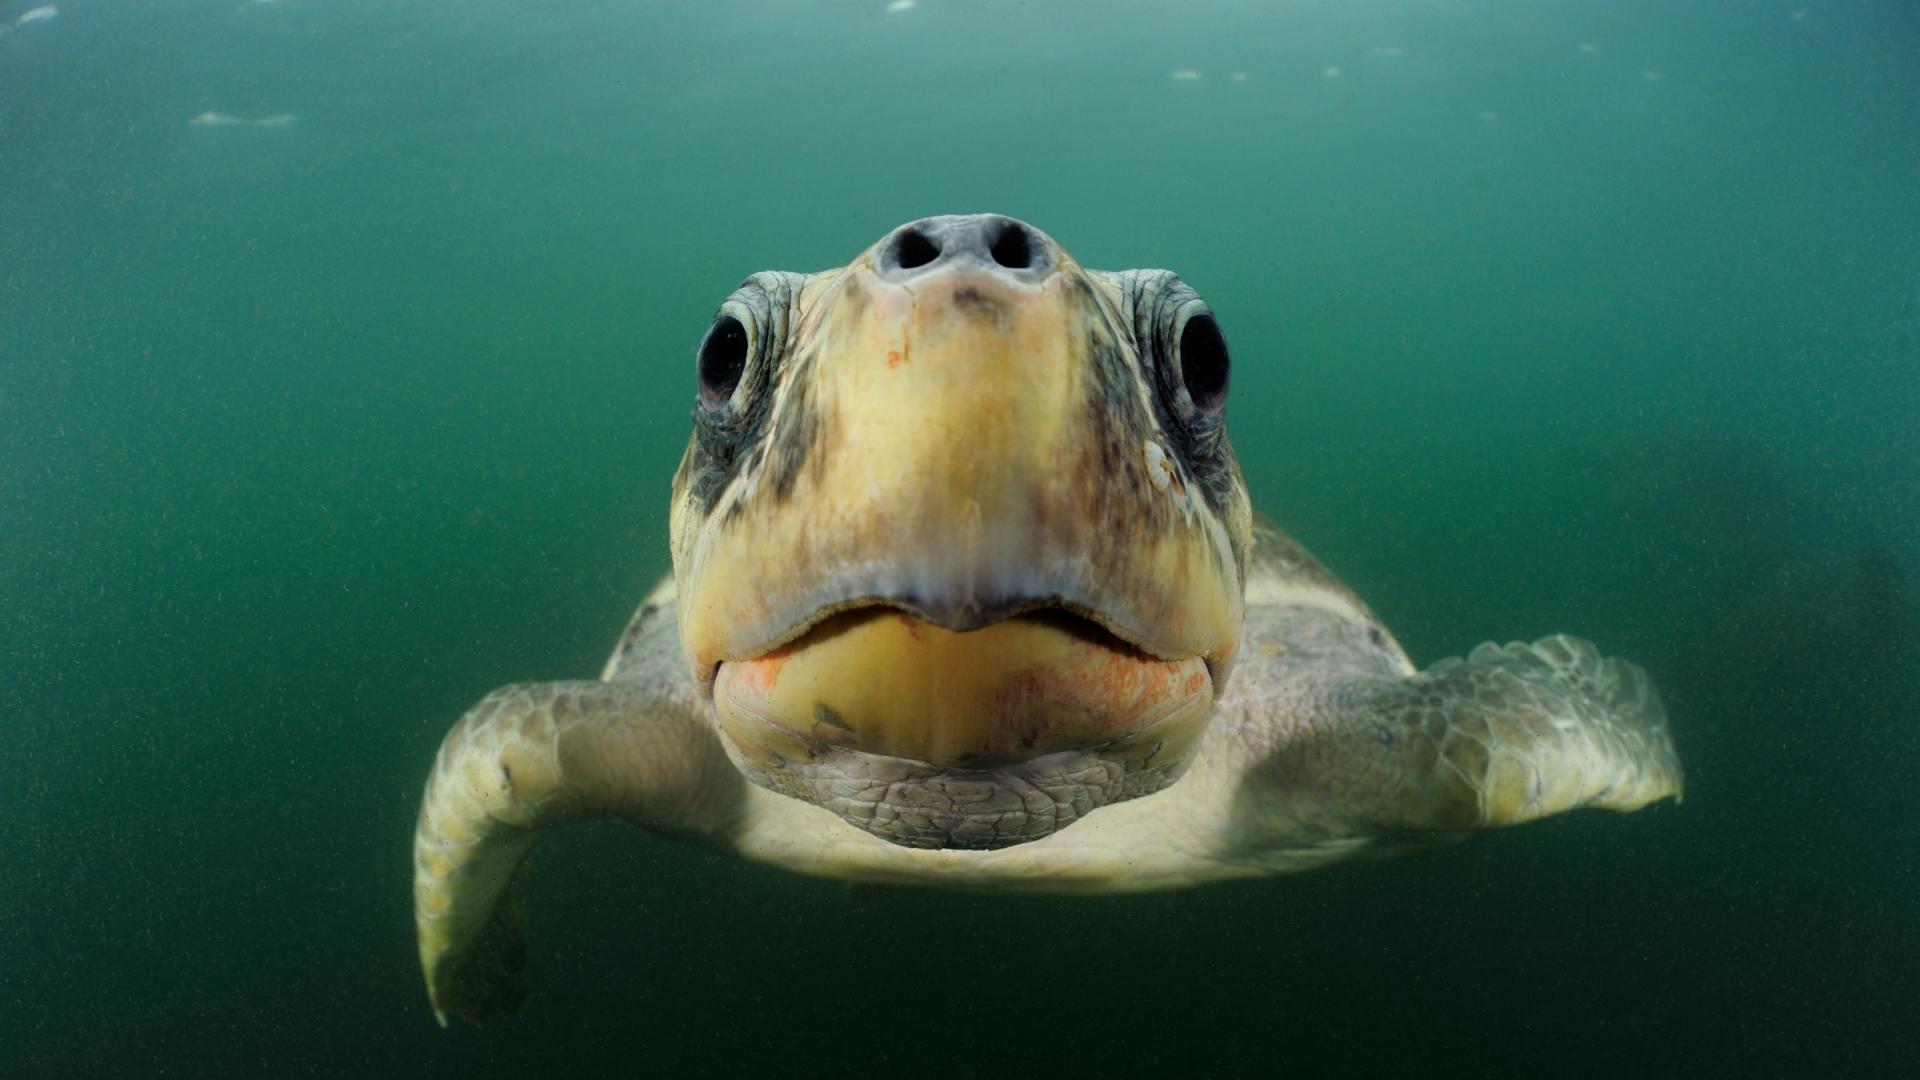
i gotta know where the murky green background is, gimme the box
[4,1,1914,1075]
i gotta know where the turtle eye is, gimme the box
[1177,312,1229,417]
[696,315,749,409]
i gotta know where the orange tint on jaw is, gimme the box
[729,648,789,695]
[713,608,1214,768]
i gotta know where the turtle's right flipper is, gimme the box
[412,679,743,1024]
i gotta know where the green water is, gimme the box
[4,0,1915,1075]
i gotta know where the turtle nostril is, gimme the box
[891,228,940,270]
[988,222,1033,270]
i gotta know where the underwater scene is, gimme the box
[4,1,1915,1076]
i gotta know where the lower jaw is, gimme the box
[721,734,1188,850]
[710,606,1213,849]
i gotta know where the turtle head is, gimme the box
[669,214,1253,849]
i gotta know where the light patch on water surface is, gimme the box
[15,5,57,26]
[885,0,915,12]
[189,111,298,128]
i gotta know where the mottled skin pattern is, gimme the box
[413,216,1684,1025]
[669,242,1249,680]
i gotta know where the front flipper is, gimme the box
[412,679,743,1024]
[1341,634,1683,830]
[1239,633,1683,851]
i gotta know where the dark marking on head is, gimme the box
[1079,329,1156,505]
[841,277,869,319]
[951,286,1013,330]
[765,358,824,503]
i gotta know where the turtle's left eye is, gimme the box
[1177,312,1230,417]
[696,315,749,409]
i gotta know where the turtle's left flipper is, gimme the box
[1303,634,1683,833]
[413,679,742,1025]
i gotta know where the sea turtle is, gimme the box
[413,214,1683,1024]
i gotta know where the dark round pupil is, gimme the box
[697,316,748,404]
[1178,314,1229,412]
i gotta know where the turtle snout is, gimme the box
[873,214,1057,286]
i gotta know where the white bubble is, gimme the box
[190,111,297,129]
[1322,65,1342,78]
[1169,69,1203,81]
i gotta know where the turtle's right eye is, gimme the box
[696,315,749,409]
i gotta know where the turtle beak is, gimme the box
[672,214,1243,690]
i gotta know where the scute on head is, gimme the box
[668,215,1252,849]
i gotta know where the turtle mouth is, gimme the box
[710,596,1217,766]
[704,589,1235,700]
[709,596,1218,847]
[762,599,1140,652]
[729,594,1173,666]
[686,555,1241,693]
